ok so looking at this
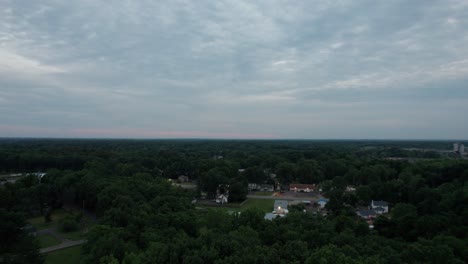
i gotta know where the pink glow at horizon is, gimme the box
[0,125,278,139]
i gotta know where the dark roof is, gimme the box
[374,207,385,212]
[372,200,388,206]
[357,209,377,217]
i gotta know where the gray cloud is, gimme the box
[1,0,467,139]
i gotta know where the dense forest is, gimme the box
[1,139,467,263]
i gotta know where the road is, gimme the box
[247,194,322,201]
[40,239,86,253]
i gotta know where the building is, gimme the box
[264,213,277,220]
[259,184,274,191]
[248,183,258,191]
[317,198,329,209]
[216,194,228,204]
[453,142,465,155]
[370,200,389,213]
[289,184,315,192]
[248,183,274,192]
[357,209,377,220]
[273,200,289,215]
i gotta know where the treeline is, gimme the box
[0,139,467,263]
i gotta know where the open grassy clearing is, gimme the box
[38,234,61,248]
[28,209,70,230]
[196,198,275,213]
[28,208,92,242]
[241,198,274,213]
[44,245,82,264]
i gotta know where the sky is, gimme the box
[1,0,468,139]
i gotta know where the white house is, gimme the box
[370,200,389,214]
[273,200,289,216]
[216,194,228,204]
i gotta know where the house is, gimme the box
[264,213,278,220]
[317,198,329,209]
[216,194,228,204]
[370,200,389,214]
[289,184,315,192]
[259,184,274,192]
[345,186,356,192]
[357,209,377,220]
[248,183,258,191]
[178,175,189,183]
[373,207,386,215]
[273,200,289,215]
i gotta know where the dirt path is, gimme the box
[37,228,86,253]
[40,239,86,253]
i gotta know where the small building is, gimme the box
[248,183,259,191]
[264,213,278,220]
[345,186,356,192]
[289,184,315,192]
[216,194,228,204]
[317,198,329,209]
[357,209,377,220]
[259,184,274,192]
[370,200,389,214]
[373,207,386,215]
[273,200,289,215]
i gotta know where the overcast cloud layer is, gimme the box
[1,0,468,139]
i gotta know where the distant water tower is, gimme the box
[453,142,460,152]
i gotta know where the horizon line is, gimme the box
[0,136,466,141]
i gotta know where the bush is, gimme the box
[60,216,79,232]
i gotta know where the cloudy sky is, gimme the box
[1,0,468,139]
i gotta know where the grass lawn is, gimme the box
[58,229,86,241]
[28,209,70,230]
[28,208,93,241]
[44,245,82,264]
[241,199,275,213]
[38,234,61,248]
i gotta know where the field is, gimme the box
[28,209,71,230]
[44,245,82,264]
[241,198,274,212]
[38,234,61,248]
[196,198,274,213]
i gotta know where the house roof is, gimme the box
[374,207,385,212]
[357,209,377,217]
[318,198,330,203]
[289,184,315,189]
[264,213,277,220]
[274,200,288,209]
[372,200,388,206]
